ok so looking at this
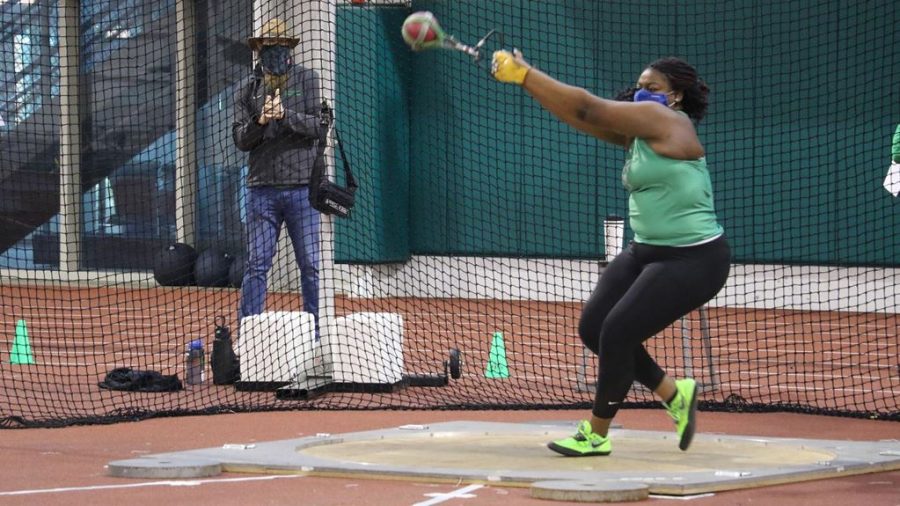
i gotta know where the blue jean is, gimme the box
[239,186,320,332]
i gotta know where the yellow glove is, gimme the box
[491,49,531,85]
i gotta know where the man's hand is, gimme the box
[258,90,285,125]
[491,49,531,85]
[271,89,285,120]
[258,94,273,125]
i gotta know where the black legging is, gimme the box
[579,236,731,419]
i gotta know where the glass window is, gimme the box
[194,0,253,255]
[1,0,253,270]
[0,2,60,269]
[78,0,177,269]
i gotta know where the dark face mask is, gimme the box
[259,45,293,76]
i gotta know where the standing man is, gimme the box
[232,18,327,336]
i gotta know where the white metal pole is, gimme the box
[304,0,337,374]
[58,0,82,271]
[175,0,197,246]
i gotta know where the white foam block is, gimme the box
[332,312,404,384]
[236,311,316,383]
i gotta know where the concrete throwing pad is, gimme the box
[107,421,900,496]
[107,457,221,479]
[531,480,649,502]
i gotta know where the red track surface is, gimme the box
[0,409,897,506]
[1,285,896,424]
[0,285,898,504]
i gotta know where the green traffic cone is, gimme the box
[10,319,35,365]
[484,331,509,379]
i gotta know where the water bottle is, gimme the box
[185,339,205,385]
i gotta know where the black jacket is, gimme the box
[232,65,326,187]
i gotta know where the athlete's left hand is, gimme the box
[491,49,531,85]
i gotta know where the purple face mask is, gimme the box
[633,88,670,106]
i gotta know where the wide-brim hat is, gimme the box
[247,18,300,52]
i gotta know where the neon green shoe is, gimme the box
[547,420,611,456]
[665,378,698,451]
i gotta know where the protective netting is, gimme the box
[0,1,897,428]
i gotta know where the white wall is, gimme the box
[337,258,900,314]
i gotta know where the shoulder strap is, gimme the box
[331,123,358,191]
[319,100,357,191]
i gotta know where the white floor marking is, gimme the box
[649,493,717,500]
[0,474,301,497]
[412,484,483,506]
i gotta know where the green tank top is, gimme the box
[621,137,724,246]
